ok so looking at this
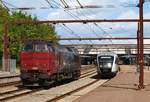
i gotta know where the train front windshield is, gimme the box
[98,56,114,68]
[24,43,49,52]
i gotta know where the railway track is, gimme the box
[0,81,21,87]
[0,88,43,102]
[0,75,21,87]
[0,67,97,102]
[0,75,20,79]
[46,79,100,102]
[0,65,96,88]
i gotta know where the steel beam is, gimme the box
[138,0,144,89]
[63,44,150,46]
[137,23,140,67]
[78,48,150,49]
[59,37,150,40]
[3,22,10,72]
[12,19,150,24]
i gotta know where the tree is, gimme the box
[0,4,58,60]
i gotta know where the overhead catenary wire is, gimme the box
[51,0,81,19]
[0,0,32,14]
[48,0,104,43]
[71,2,103,38]
[1,0,16,8]
[3,0,147,11]
[69,0,77,7]
[46,0,83,39]
[62,23,81,38]
[68,0,113,44]
[45,0,55,8]
[93,23,113,44]
[62,24,90,44]
[59,24,89,46]
[72,0,119,39]
[72,0,114,44]
[60,0,69,8]
[3,0,137,45]
[76,0,83,8]
[71,0,114,43]
[1,0,10,10]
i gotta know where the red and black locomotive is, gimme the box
[20,40,81,86]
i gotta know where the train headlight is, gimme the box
[107,63,111,67]
[63,62,66,66]
[99,65,103,67]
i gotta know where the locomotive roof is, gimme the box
[97,52,118,57]
[25,40,57,44]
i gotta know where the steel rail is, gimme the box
[0,75,19,79]
[0,81,21,87]
[47,79,100,102]
[0,70,96,102]
[0,88,43,102]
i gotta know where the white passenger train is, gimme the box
[97,52,119,77]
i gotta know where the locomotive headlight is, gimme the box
[107,63,111,67]
[99,65,103,67]
[63,62,66,66]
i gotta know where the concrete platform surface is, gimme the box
[74,65,150,102]
[0,71,19,78]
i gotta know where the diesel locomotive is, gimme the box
[20,40,81,86]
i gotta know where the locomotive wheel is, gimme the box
[97,73,102,78]
[39,80,49,87]
[38,80,44,86]
[21,79,29,86]
[72,71,80,80]
[39,79,54,89]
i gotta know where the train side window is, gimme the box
[47,44,55,52]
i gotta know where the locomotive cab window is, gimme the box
[34,44,48,52]
[98,56,114,63]
[47,44,54,52]
[98,56,114,68]
[24,44,33,52]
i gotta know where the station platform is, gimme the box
[0,71,19,78]
[74,65,150,102]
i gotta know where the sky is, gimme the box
[2,0,150,45]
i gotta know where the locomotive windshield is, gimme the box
[98,56,114,68]
[24,44,33,51]
[99,56,113,62]
[24,43,49,52]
